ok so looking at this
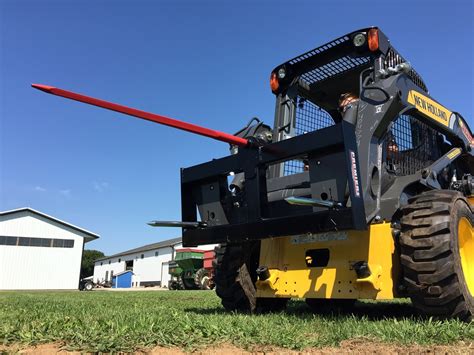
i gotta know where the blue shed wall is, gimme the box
[113,271,132,288]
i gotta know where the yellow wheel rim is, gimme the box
[458,217,474,296]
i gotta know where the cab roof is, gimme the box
[272,27,428,97]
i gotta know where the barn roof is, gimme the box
[95,237,182,262]
[0,207,100,242]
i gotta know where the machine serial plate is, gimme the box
[290,232,348,244]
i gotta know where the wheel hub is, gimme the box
[201,276,210,289]
[458,217,474,296]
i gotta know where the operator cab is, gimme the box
[267,27,447,184]
[270,27,428,125]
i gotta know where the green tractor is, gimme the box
[168,249,214,290]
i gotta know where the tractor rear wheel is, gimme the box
[399,190,473,321]
[194,268,211,290]
[181,272,198,290]
[213,242,288,313]
[177,276,185,290]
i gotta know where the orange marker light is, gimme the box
[270,72,279,92]
[368,29,379,52]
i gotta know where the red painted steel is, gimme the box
[203,250,215,269]
[175,248,205,253]
[31,84,249,147]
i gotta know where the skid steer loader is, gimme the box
[33,27,473,320]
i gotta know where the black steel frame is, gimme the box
[181,122,366,246]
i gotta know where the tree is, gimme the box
[81,249,105,278]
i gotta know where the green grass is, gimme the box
[0,291,472,352]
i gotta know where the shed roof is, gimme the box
[0,207,99,242]
[95,237,182,262]
[114,270,133,277]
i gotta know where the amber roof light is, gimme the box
[270,72,279,92]
[368,28,379,52]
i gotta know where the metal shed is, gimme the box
[112,270,133,288]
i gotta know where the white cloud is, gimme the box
[34,186,46,192]
[93,181,109,192]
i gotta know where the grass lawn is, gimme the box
[0,290,472,352]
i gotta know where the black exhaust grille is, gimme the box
[383,115,443,176]
[284,97,334,175]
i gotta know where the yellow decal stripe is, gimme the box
[408,90,452,127]
[446,148,462,160]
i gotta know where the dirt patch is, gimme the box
[1,341,472,354]
[153,341,474,354]
[335,339,473,354]
[0,343,80,354]
[150,341,474,354]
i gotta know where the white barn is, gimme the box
[0,207,99,290]
[93,238,216,288]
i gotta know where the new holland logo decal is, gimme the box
[407,90,453,127]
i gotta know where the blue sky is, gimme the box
[1,0,472,255]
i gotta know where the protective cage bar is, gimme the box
[181,121,366,246]
[284,31,372,88]
[302,55,371,87]
[383,114,444,176]
[284,97,335,175]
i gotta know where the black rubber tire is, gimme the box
[181,272,197,290]
[177,276,185,290]
[194,268,211,290]
[399,190,473,321]
[213,242,290,313]
[213,242,259,312]
[305,299,356,314]
[84,282,94,291]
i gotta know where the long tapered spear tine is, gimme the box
[31,84,249,148]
